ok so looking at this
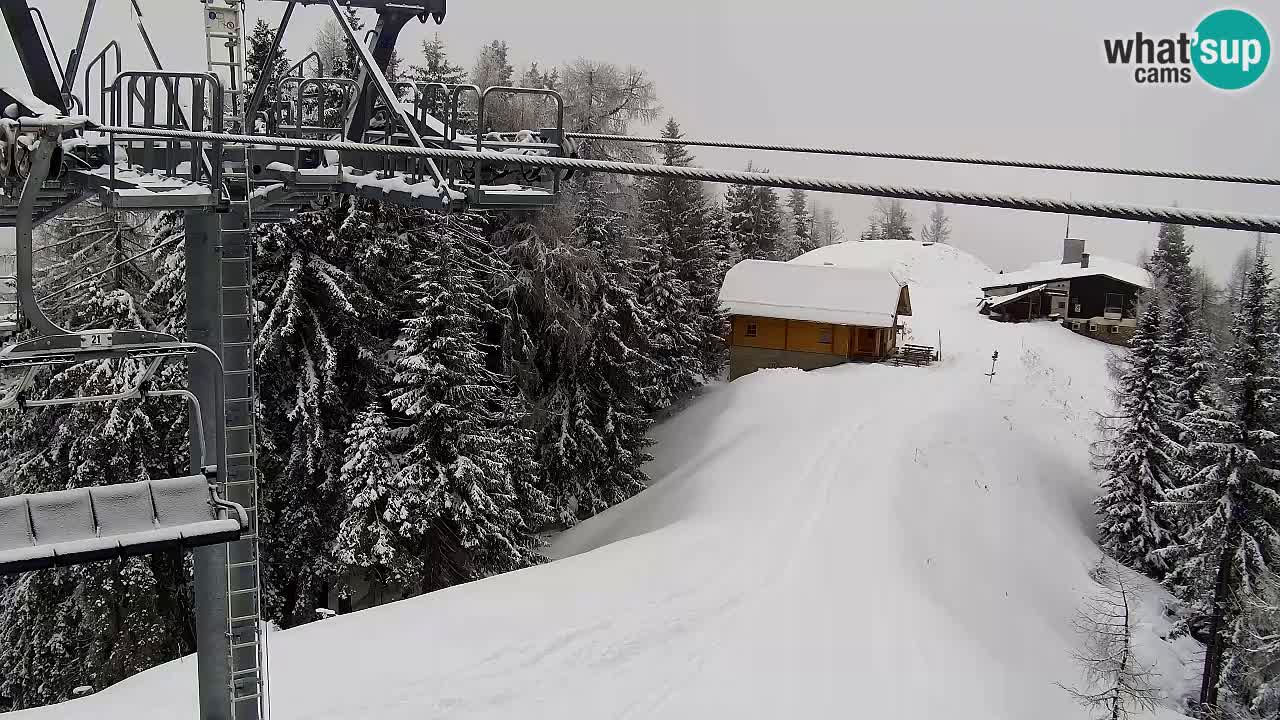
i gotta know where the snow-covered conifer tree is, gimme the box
[635,238,703,410]
[245,20,291,100]
[411,33,467,87]
[0,208,193,708]
[1097,298,1182,576]
[725,165,785,261]
[635,118,723,390]
[332,403,420,592]
[1163,243,1280,713]
[530,173,653,523]
[785,189,815,259]
[389,231,546,589]
[1149,224,1215,424]
[255,199,383,626]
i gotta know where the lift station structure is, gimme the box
[0,1,573,718]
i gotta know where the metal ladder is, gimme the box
[203,3,263,718]
[203,0,245,132]
[219,204,263,720]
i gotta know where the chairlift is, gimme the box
[0,329,247,575]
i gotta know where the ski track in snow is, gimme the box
[9,240,1202,720]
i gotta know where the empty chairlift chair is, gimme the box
[0,329,248,576]
[0,475,247,574]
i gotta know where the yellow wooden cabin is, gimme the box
[719,260,912,380]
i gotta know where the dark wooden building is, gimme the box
[980,239,1151,345]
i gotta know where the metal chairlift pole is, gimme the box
[61,0,100,100]
[199,6,265,716]
[186,208,237,720]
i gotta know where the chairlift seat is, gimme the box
[0,475,247,574]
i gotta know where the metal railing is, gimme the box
[447,85,566,198]
[84,41,122,127]
[108,71,224,202]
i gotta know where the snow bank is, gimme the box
[9,239,1199,720]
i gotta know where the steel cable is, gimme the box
[86,124,1280,234]
[566,131,1280,188]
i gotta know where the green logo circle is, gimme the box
[1193,9,1270,90]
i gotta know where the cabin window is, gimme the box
[1104,293,1124,316]
[1088,323,1098,332]
[1073,301,1081,313]
[818,328,832,344]
[1109,325,1120,334]
[1071,321,1081,330]
[745,322,758,338]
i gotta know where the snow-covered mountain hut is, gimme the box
[981,238,1151,345]
[718,259,912,379]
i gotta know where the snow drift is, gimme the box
[10,240,1201,720]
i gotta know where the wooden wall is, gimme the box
[730,316,889,358]
[1065,275,1143,320]
[731,316,788,349]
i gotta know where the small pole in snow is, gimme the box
[986,350,999,383]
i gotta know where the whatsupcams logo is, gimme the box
[1103,8,1270,89]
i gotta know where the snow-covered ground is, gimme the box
[11,240,1202,720]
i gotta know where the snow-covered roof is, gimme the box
[983,256,1152,291]
[986,284,1046,308]
[719,259,907,328]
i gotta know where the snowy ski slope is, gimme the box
[10,240,1202,720]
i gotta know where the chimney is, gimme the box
[1062,237,1085,265]
[1080,252,1090,269]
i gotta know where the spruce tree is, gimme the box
[636,239,703,410]
[410,33,467,86]
[255,199,383,626]
[1150,224,1214,423]
[532,173,653,523]
[636,118,724,387]
[1164,243,1280,714]
[245,19,291,101]
[333,403,418,592]
[1097,298,1182,576]
[702,203,734,374]
[388,231,546,589]
[786,189,815,259]
[725,165,785,261]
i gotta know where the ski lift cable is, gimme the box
[565,132,1280,188]
[85,124,1280,234]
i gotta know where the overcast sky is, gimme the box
[3,0,1277,280]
